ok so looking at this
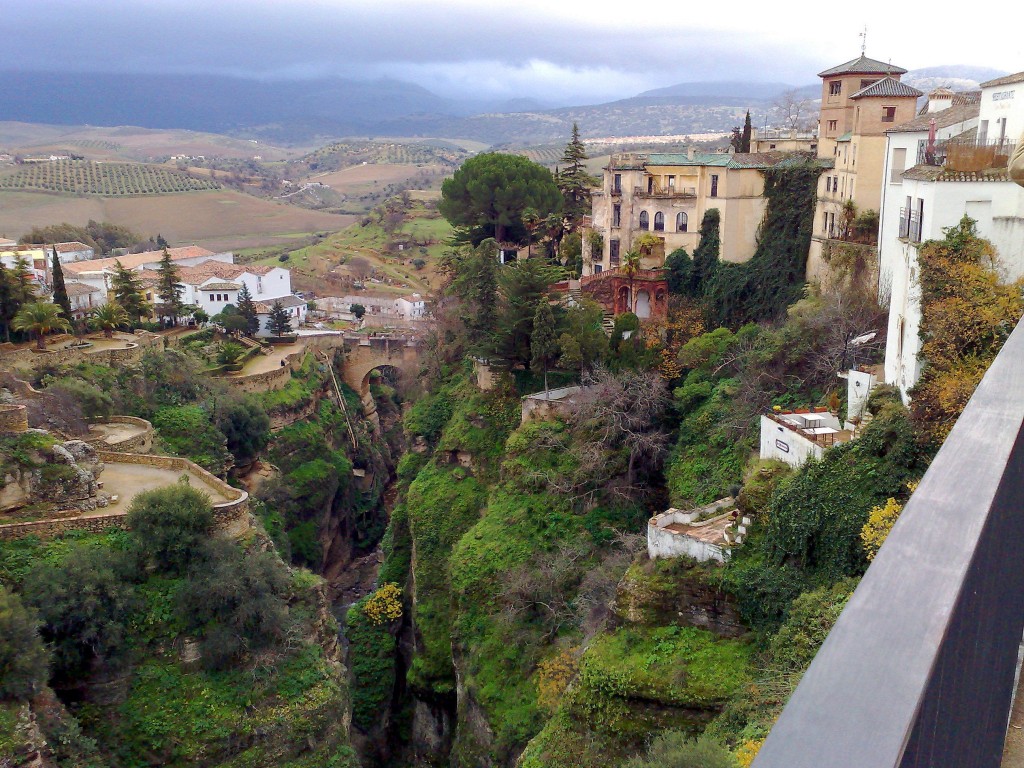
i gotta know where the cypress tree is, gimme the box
[557,123,599,229]
[50,248,73,323]
[155,249,184,326]
[530,297,558,396]
[268,300,292,337]
[236,283,260,337]
[0,263,16,342]
[741,111,752,153]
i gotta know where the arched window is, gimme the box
[676,212,688,232]
[639,210,649,230]
[653,212,665,231]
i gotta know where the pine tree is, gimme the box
[10,254,36,306]
[111,260,150,325]
[268,300,292,337]
[50,248,73,323]
[530,297,558,397]
[236,283,260,337]
[741,111,752,153]
[155,248,184,326]
[557,123,599,229]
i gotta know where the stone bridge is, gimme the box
[340,334,421,422]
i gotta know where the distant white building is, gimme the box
[881,73,1024,400]
[760,407,846,468]
[51,242,95,264]
[64,282,106,319]
[395,293,427,320]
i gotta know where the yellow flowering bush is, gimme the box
[362,583,403,626]
[735,738,764,767]
[535,646,579,713]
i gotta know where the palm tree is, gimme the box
[12,302,72,350]
[621,248,641,314]
[89,302,130,338]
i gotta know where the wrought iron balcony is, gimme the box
[634,184,698,199]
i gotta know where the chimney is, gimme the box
[927,88,955,113]
[687,146,696,160]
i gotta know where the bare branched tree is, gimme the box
[774,89,815,133]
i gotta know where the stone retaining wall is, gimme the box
[0,332,160,373]
[0,405,29,433]
[86,416,154,453]
[0,451,249,541]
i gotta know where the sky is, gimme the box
[4,0,1021,105]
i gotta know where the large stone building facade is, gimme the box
[808,54,922,282]
[582,151,789,275]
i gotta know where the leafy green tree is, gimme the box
[236,282,260,336]
[126,485,215,576]
[217,398,271,465]
[742,110,752,153]
[494,258,565,368]
[664,247,693,295]
[50,248,73,323]
[22,545,137,681]
[621,248,642,313]
[152,404,232,475]
[12,302,71,349]
[562,297,609,371]
[89,302,129,337]
[10,254,36,306]
[442,239,500,353]
[0,586,50,701]
[214,304,249,335]
[111,260,150,324]
[531,298,559,395]
[439,153,561,245]
[557,123,599,228]
[0,262,18,342]
[350,303,366,320]
[176,539,289,670]
[268,299,293,337]
[155,248,184,326]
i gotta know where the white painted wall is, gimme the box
[647,522,728,563]
[759,415,824,468]
[846,368,877,425]
[979,79,1024,146]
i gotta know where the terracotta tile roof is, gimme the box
[52,241,93,253]
[63,246,216,274]
[901,164,1010,182]
[887,103,980,133]
[169,261,278,285]
[255,295,305,313]
[201,282,242,291]
[63,281,101,297]
[818,55,908,78]
[952,91,982,106]
[979,72,1024,88]
[850,77,923,99]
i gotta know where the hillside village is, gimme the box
[0,43,1023,768]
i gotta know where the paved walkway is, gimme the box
[88,422,147,445]
[98,461,230,514]
[236,342,304,375]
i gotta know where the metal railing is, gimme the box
[753,318,1024,768]
[898,208,922,243]
[634,185,698,199]
[917,138,1017,171]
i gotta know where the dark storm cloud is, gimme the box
[1,0,827,101]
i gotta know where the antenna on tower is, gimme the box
[859,25,867,55]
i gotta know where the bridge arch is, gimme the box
[340,336,420,426]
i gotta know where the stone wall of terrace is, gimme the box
[0,405,29,433]
[0,451,249,541]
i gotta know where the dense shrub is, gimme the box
[22,545,138,680]
[217,398,271,465]
[0,586,50,701]
[126,484,214,576]
[152,404,232,475]
[622,732,736,768]
[47,378,113,418]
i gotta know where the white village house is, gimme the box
[879,73,1024,400]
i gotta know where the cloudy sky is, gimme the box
[4,0,1021,104]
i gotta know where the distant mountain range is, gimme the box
[0,66,1008,147]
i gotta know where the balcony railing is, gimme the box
[634,185,698,199]
[752,319,1024,768]
[917,137,1017,171]
[898,208,922,243]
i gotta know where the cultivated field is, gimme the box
[0,188,353,251]
[0,122,302,162]
[306,162,450,199]
[0,160,220,195]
